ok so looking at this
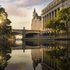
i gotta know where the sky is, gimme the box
[0,0,52,29]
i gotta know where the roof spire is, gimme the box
[34,8,36,12]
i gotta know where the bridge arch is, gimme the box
[25,33,39,38]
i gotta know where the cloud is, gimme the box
[9,16,31,29]
[0,0,12,3]
[0,0,52,8]
[14,0,51,7]
[0,0,52,29]
[5,4,29,17]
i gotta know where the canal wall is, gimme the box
[55,33,70,40]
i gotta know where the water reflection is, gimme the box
[0,40,11,70]
[0,39,70,70]
[25,40,70,70]
[31,48,42,70]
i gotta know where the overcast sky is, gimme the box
[0,0,52,29]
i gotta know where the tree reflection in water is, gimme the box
[25,40,70,70]
[1,39,69,70]
[42,41,70,70]
[0,40,11,70]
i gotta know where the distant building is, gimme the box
[31,9,43,31]
[42,0,70,31]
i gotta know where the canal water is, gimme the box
[5,40,44,70]
[0,39,70,70]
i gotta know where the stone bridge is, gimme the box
[12,29,40,34]
[12,29,41,38]
[12,28,55,39]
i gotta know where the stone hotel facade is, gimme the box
[42,0,70,31]
[31,9,43,31]
[31,0,70,31]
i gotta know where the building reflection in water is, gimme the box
[4,39,70,70]
[28,40,70,70]
[31,48,43,70]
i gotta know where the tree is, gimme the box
[45,19,66,33]
[45,7,70,33]
[56,7,70,38]
[56,7,70,22]
[0,7,12,37]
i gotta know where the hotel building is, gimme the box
[31,9,43,31]
[42,0,70,31]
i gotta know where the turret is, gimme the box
[33,8,38,19]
